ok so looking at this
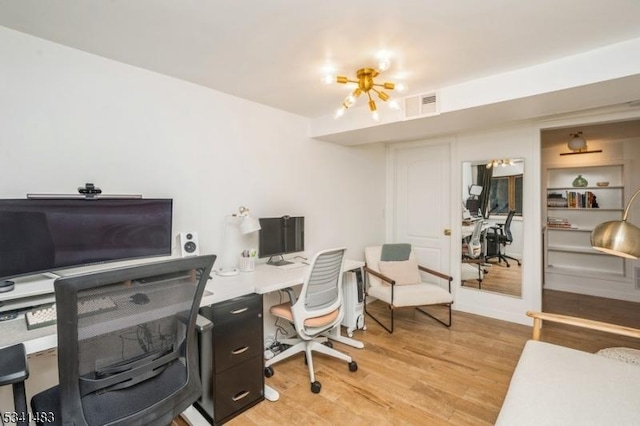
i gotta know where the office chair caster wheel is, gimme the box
[323,341,333,349]
[311,381,321,393]
[348,361,358,372]
[264,366,274,378]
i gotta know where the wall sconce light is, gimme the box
[216,206,261,277]
[560,131,603,156]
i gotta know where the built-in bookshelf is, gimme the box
[544,164,625,279]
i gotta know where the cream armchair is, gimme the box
[364,244,453,333]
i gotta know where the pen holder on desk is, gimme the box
[239,257,255,272]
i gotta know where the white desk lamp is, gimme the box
[591,187,640,259]
[216,206,261,277]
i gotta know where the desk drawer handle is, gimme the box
[230,307,248,315]
[231,346,249,355]
[232,390,250,402]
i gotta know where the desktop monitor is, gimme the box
[258,216,304,266]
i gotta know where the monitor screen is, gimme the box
[258,216,304,260]
[0,198,173,280]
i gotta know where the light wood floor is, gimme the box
[224,291,640,425]
[461,260,522,297]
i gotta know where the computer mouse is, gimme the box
[130,292,150,305]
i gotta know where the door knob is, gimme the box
[444,228,451,236]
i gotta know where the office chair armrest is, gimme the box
[363,266,396,286]
[280,287,298,304]
[0,343,29,386]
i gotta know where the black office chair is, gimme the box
[485,210,521,267]
[1,255,215,426]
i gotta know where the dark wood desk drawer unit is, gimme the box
[197,293,264,425]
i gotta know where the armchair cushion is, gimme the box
[378,258,421,285]
[368,282,453,307]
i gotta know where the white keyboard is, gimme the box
[25,296,118,330]
[78,296,117,316]
[25,304,57,330]
[277,262,307,270]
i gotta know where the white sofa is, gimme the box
[497,311,640,426]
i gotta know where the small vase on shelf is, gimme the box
[572,175,588,188]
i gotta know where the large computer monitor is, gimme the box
[258,216,304,266]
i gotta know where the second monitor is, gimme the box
[258,216,304,266]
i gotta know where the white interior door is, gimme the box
[389,141,451,275]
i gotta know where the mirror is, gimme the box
[460,160,523,297]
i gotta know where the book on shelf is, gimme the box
[564,191,599,208]
[546,217,575,228]
[547,192,568,207]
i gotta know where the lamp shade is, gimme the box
[591,220,640,259]
[240,215,261,235]
[568,133,587,151]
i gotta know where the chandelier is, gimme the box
[486,159,514,169]
[326,55,403,121]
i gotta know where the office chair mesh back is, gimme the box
[303,250,344,311]
[503,210,515,242]
[468,220,484,258]
[32,256,215,426]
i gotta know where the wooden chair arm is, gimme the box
[363,266,395,285]
[526,311,640,341]
[418,265,453,283]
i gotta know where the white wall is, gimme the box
[0,26,386,266]
[0,25,388,414]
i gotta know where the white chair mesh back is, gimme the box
[469,221,483,258]
[304,250,344,310]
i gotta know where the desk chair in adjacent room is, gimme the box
[1,255,215,426]
[364,244,453,333]
[485,210,521,267]
[264,248,357,394]
[461,220,486,288]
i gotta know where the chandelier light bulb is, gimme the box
[372,111,380,122]
[334,107,345,119]
[389,99,401,110]
[378,57,391,72]
[395,83,407,92]
[322,74,335,85]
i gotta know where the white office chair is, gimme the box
[461,220,485,288]
[264,248,357,394]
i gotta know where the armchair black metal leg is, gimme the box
[364,299,394,333]
[415,304,452,327]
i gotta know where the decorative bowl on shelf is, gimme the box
[596,181,610,187]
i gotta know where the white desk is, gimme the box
[204,259,365,349]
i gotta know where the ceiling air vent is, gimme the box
[404,92,439,120]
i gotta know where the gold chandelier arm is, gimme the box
[336,76,358,84]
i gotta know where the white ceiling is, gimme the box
[2,0,640,121]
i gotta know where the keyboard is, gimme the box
[25,304,57,330]
[25,296,118,330]
[78,296,117,316]
[277,262,307,270]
